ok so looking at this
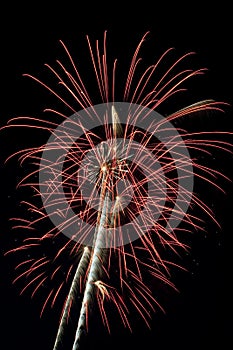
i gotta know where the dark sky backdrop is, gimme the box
[0,3,232,350]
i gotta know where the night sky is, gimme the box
[0,3,232,350]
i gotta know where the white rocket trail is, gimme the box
[72,106,122,349]
[51,105,122,349]
[53,247,91,350]
[72,179,110,350]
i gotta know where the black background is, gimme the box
[0,3,232,350]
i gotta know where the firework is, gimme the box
[1,31,232,350]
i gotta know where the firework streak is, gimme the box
[1,31,232,350]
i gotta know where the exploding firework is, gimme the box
[1,31,232,350]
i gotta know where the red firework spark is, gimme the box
[1,31,232,349]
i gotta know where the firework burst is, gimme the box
[1,31,232,349]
